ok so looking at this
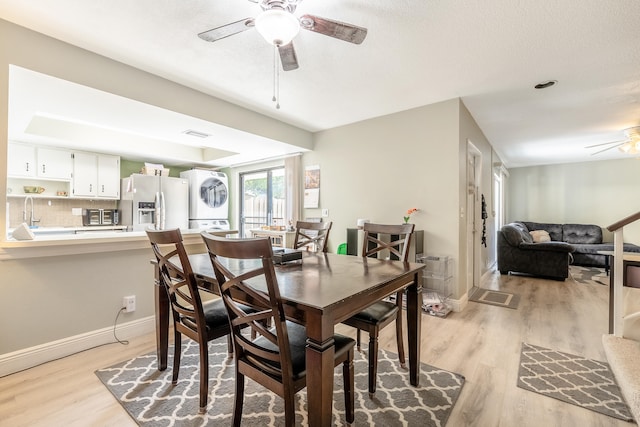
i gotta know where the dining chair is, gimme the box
[146,227,233,414]
[200,232,355,427]
[341,222,415,396]
[293,220,332,252]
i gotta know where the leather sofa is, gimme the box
[497,222,574,280]
[498,221,640,280]
[519,221,640,268]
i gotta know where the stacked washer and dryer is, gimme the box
[179,169,230,230]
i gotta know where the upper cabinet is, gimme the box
[37,147,73,180]
[97,154,120,198]
[7,143,120,200]
[8,144,72,180]
[71,151,97,197]
[71,151,120,199]
[7,144,36,177]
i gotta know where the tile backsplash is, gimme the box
[7,198,118,228]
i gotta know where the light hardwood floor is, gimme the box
[0,269,632,427]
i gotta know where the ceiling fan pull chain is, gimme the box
[272,44,277,104]
[271,44,280,109]
[276,57,281,109]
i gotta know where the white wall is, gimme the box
[507,159,640,243]
[304,99,460,256]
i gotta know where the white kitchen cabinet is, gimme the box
[72,151,120,199]
[72,151,98,197]
[37,147,73,180]
[8,144,72,180]
[97,154,120,198]
[8,143,36,177]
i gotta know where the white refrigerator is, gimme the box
[119,174,189,231]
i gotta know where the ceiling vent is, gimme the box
[183,129,211,138]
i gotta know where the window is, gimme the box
[239,167,285,237]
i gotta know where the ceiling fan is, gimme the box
[197,0,368,71]
[586,126,640,156]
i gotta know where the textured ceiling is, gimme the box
[1,0,640,167]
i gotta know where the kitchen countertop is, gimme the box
[0,228,238,260]
[7,225,129,236]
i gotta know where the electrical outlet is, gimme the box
[123,295,136,313]
[322,209,329,217]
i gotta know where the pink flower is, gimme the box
[403,208,418,223]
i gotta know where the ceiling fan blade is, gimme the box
[278,42,299,71]
[299,14,367,44]
[584,139,625,149]
[591,143,624,155]
[198,18,255,42]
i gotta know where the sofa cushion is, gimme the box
[520,221,563,242]
[562,224,602,244]
[502,223,533,246]
[530,230,551,243]
[573,242,640,255]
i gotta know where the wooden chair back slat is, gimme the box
[294,221,332,252]
[362,223,415,261]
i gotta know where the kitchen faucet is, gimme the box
[23,196,40,227]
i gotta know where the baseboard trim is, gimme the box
[448,292,469,312]
[0,315,155,377]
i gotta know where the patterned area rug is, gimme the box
[96,337,465,426]
[469,288,520,309]
[570,265,609,286]
[517,342,633,421]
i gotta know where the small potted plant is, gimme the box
[403,208,418,224]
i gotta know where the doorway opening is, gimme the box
[466,141,482,295]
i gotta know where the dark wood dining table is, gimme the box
[153,251,425,427]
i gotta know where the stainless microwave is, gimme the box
[82,209,119,226]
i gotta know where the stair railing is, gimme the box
[606,211,640,337]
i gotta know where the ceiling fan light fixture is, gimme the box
[255,9,300,46]
[617,127,640,154]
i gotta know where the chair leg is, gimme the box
[356,329,362,351]
[283,387,297,427]
[343,348,355,424]
[172,331,181,385]
[198,340,209,414]
[395,310,406,369]
[232,371,245,427]
[368,330,379,397]
[226,334,233,354]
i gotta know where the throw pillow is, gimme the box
[530,230,551,243]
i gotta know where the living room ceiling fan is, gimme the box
[586,126,640,156]
[197,0,368,71]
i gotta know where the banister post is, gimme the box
[612,228,624,337]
